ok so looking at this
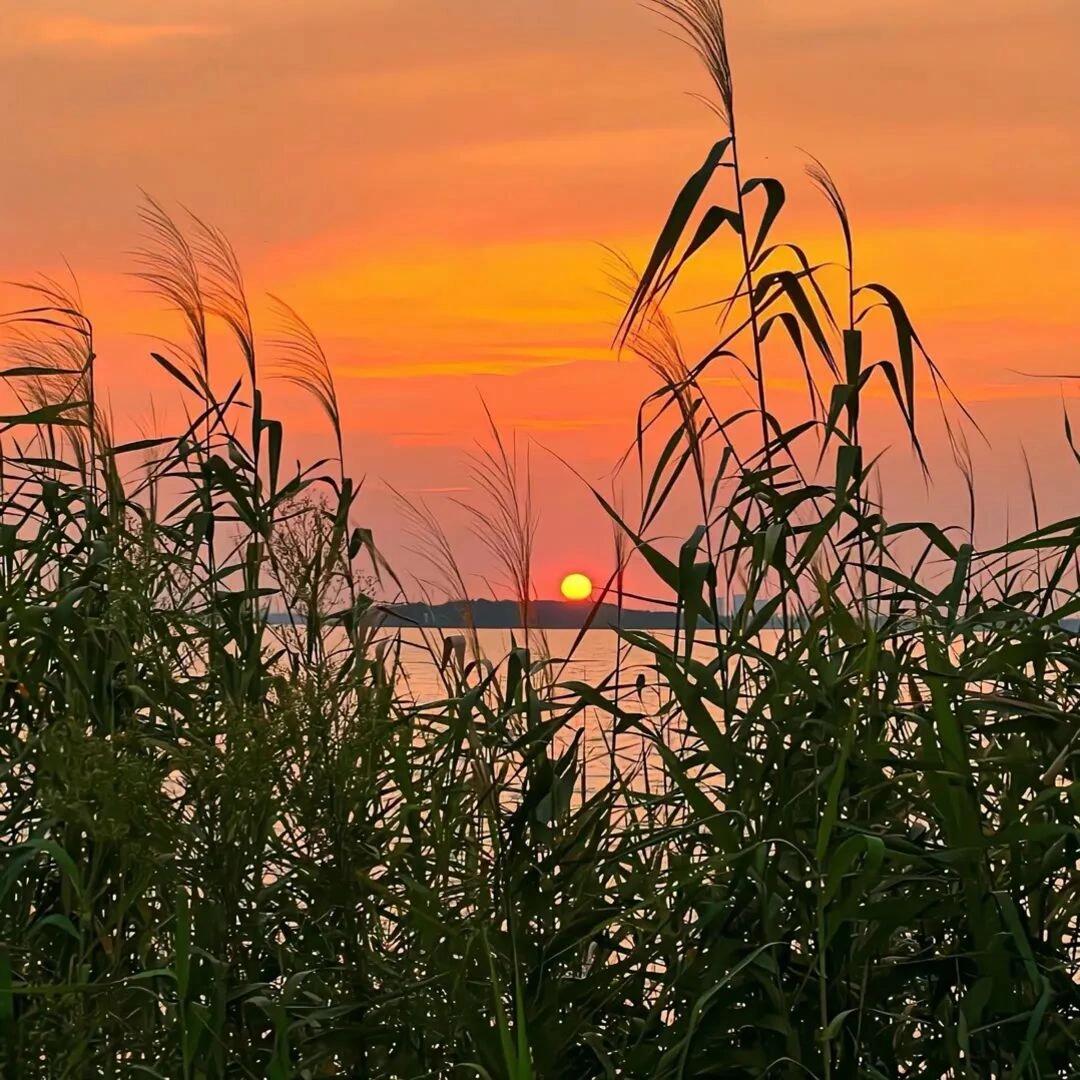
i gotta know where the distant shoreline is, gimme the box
[269,598,701,630]
[266,600,1080,634]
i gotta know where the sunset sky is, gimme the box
[2,1,1077,599]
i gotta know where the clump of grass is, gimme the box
[0,1,1077,1076]
[592,3,1080,1075]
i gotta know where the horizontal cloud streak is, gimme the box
[7,14,222,52]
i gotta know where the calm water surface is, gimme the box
[379,628,701,791]
[389,628,647,703]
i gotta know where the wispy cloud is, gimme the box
[501,417,615,432]
[389,432,461,448]
[11,15,222,52]
[334,347,607,380]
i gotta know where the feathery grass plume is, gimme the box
[458,401,538,641]
[265,295,368,637]
[648,0,733,126]
[188,213,256,385]
[1,276,98,485]
[805,155,852,274]
[606,248,732,534]
[389,484,483,666]
[805,153,855,329]
[133,194,209,390]
[803,155,879,607]
[646,0,779,462]
[132,197,220,599]
[267,295,343,464]
[627,289,709,495]
[185,212,270,619]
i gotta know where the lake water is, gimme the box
[376,627,695,794]
[387,628,632,701]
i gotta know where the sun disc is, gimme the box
[560,572,593,601]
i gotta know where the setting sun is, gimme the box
[560,572,593,601]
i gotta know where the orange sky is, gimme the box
[2,1,1078,599]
